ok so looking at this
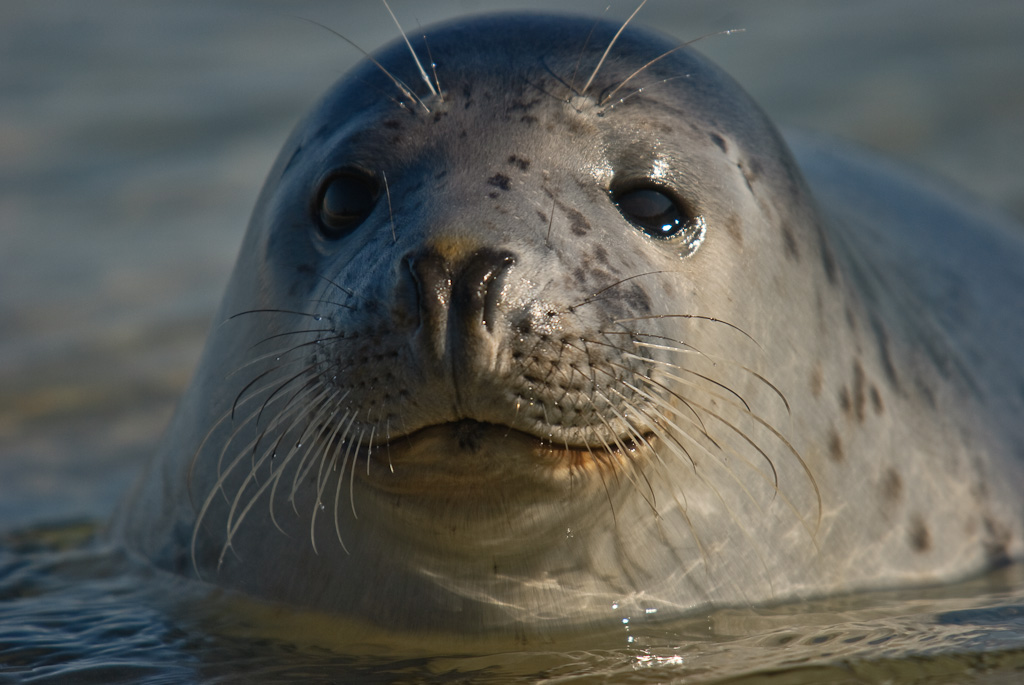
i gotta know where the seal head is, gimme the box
[115,13,1024,634]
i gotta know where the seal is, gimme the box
[112,12,1024,635]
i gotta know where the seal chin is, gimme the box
[361,418,653,497]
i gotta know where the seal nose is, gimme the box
[403,247,516,368]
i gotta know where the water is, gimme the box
[4,522,1024,683]
[2,1,1023,682]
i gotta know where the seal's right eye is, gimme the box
[316,171,379,240]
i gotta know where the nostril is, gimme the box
[453,249,516,332]
[482,254,515,332]
[404,250,451,320]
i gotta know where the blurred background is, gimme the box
[2,0,1022,528]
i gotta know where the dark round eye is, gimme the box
[316,171,379,240]
[612,184,706,256]
[613,187,688,239]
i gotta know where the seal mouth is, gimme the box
[360,419,655,494]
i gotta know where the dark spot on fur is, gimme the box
[382,119,402,129]
[710,132,727,152]
[782,225,800,260]
[624,284,652,314]
[827,429,844,463]
[838,386,852,418]
[434,169,449,180]
[594,244,610,266]
[536,209,548,223]
[983,517,1012,566]
[845,306,857,332]
[820,236,838,286]
[915,375,937,409]
[870,317,900,389]
[882,469,902,503]
[723,212,743,246]
[284,264,319,296]
[852,360,867,422]
[566,207,591,236]
[742,161,758,184]
[520,114,538,125]
[870,385,884,414]
[810,363,824,398]
[508,155,530,171]
[509,97,541,113]
[487,174,512,191]
[738,162,755,193]
[909,515,931,553]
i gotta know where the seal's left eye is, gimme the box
[317,172,379,240]
[613,187,687,239]
[611,183,706,256]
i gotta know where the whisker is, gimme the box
[569,270,671,310]
[306,407,356,555]
[349,428,367,519]
[227,307,329,322]
[383,170,396,243]
[615,313,763,349]
[417,23,444,99]
[225,385,331,534]
[294,16,431,113]
[599,28,744,106]
[629,336,790,414]
[581,0,647,95]
[567,12,604,94]
[248,327,336,350]
[332,411,361,551]
[626,352,752,412]
[315,272,359,301]
[222,390,335,561]
[601,74,691,111]
[381,0,438,97]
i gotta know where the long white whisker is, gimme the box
[381,0,438,96]
[581,0,647,95]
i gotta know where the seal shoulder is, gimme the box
[789,131,1024,407]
